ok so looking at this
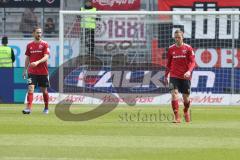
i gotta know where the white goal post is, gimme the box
[58,10,240,105]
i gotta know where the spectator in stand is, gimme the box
[44,18,55,37]
[20,8,38,37]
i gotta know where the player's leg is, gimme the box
[181,80,191,122]
[38,75,50,114]
[22,74,36,114]
[40,87,49,114]
[182,94,191,122]
[169,78,181,123]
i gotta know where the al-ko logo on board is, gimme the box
[63,66,215,93]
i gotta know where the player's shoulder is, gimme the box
[168,44,176,49]
[183,43,193,49]
[27,41,35,47]
[39,40,49,48]
[184,43,195,55]
[27,40,35,45]
[40,40,49,45]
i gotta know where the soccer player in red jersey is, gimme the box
[164,30,195,123]
[22,26,50,114]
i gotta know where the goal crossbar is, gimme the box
[60,10,240,16]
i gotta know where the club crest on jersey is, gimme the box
[39,45,43,49]
[182,50,187,54]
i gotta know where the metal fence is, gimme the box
[0,0,158,37]
[59,11,240,96]
[0,8,59,37]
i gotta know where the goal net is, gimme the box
[58,11,240,105]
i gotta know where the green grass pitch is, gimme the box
[0,104,240,160]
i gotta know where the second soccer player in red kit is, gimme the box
[164,29,195,123]
[22,26,50,114]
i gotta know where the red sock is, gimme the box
[43,92,49,109]
[171,100,179,113]
[183,101,190,112]
[27,92,33,109]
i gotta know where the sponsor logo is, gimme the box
[190,95,224,103]
[30,50,42,54]
[33,95,57,102]
[102,95,154,103]
[173,55,186,58]
[166,94,225,104]
[158,1,240,49]
[64,67,166,93]
[63,66,216,93]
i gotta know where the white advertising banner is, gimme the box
[96,16,146,42]
[230,95,240,105]
[25,92,234,105]
[9,38,80,67]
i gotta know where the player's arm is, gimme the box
[188,50,195,72]
[30,43,50,67]
[184,48,195,79]
[164,48,172,85]
[30,54,49,67]
[23,56,30,79]
[23,44,31,79]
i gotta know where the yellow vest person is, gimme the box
[81,0,97,29]
[0,36,15,67]
[80,0,97,55]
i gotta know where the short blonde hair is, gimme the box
[174,29,184,35]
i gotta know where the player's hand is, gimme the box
[184,71,191,79]
[163,76,169,86]
[22,71,27,79]
[30,61,39,67]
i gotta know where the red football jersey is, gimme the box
[25,40,50,75]
[165,43,195,79]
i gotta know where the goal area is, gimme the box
[58,10,240,105]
